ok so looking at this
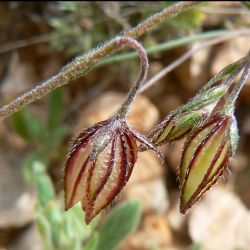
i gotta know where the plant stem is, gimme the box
[0,1,199,121]
[115,38,148,117]
[123,1,199,38]
[98,29,248,66]
[225,63,250,112]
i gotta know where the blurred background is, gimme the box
[0,2,250,250]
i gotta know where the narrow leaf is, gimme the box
[10,109,46,143]
[32,161,55,206]
[48,88,64,131]
[96,200,141,250]
[85,233,99,250]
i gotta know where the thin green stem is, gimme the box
[225,63,250,113]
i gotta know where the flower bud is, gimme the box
[64,118,138,224]
[145,85,227,147]
[179,113,238,213]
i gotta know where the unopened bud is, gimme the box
[144,85,227,148]
[179,113,238,214]
[64,117,138,224]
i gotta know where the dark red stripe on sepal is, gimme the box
[180,141,230,214]
[181,151,230,214]
[179,114,232,214]
[65,155,91,210]
[179,114,225,186]
[89,135,117,204]
[104,131,127,208]
[123,131,138,182]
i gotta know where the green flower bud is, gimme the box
[143,85,227,148]
[179,113,238,214]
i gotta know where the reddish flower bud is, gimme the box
[64,116,161,224]
[179,113,238,214]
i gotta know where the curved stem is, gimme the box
[98,29,245,66]
[115,37,148,118]
[0,1,199,121]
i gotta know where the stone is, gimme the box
[73,91,160,133]
[165,140,185,174]
[7,224,42,250]
[0,151,36,246]
[188,186,250,250]
[0,154,36,229]
[1,53,37,102]
[211,37,250,76]
[173,45,211,93]
[119,214,172,250]
[158,94,183,117]
[123,177,169,215]
[128,151,164,186]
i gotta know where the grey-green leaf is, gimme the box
[96,200,141,250]
[23,151,48,183]
[36,213,53,249]
[32,161,55,206]
[85,233,99,250]
[10,109,46,143]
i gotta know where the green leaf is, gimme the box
[48,88,64,131]
[96,200,141,250]
[23,151,48,183]
[10,109,46,143]
[32,161,55,206]
[44,201,65,248]
[10,109,31,140]
[36,213,53,250]
[47,125,69,149]
[85,233,99,250]
[25,112,47,143]
[63,203,88,239]
[191,242,202,250]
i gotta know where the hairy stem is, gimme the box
[0,1,199,121]
[122,1,199,38]
[116,38,148,117]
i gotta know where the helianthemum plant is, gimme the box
[1,1,249,229]
[64,36,163,224]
